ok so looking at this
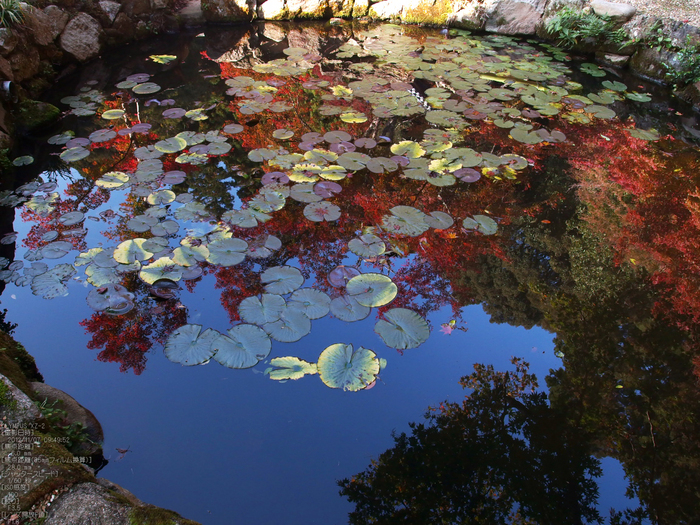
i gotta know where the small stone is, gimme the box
[99,1,121,23]
[44,6,70,38]
[60,13,103,62]
[0,28,18,54]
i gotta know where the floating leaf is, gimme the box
[41,241,73,259]
[375,308,429,350]
[147,189,176,205]
[89,129,117,143]
[139,257,184,284]
[155,137,187,153]
[346,273,397,307]
[96,171,130,189]
[12,155,34,166]
[239,294,286,325]
[289,288,331,319]
[318,343,380,391]
[206,238,248,266]
[102,109,125,120]
[86,283,134,314]
[31,263,76,299]
[303,201,341,222]
[150,54,177,64]
[114,238,154,264]
[164,324,219,366]
[268,357,318,380]
[127,214,158,233]
[390,141,425,158]
[626,92,652,102]
[425,211,454,230]
[213,324,272,369]
[329,294,371,322]
[328,265,361,288]
[58,211,85,226]
[262,306,311,343]
[348,234,385,258]
[133,82,161,94]
[463,214,498,235]
[261,265,304,294]
[628,128,660,141]
[60,147,90,162]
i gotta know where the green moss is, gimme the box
[128,506,202,525]
[0,331,43,397]
[0,377,17,409]
[402,0,451,25]
[17,99,60,133]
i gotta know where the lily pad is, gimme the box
[41,241,73,259]
[212,324,272,369]
[114,238,154,264]
[346,273,397,307]
[12,156,34,166]
[31,263,76,299]
[60,147,90,162]
[164,324,219,366]
[239,294,286,325]
[86,284,135,314]
[317,343,380,391]
[58,211,85,226]
[155,137,188,153]
[267,357,318,380]
[375,308,429,350]
[303,201,341,222]
[206,238,248,266]
[139,257,184,284]
[463,214,498,235]
[133,82,161,94]
[289,288,331,320]
[262,306,311,343]
[261,265,304,295]
[348,234,385,258]
[628,128,660,141]
[96,171,130,189]
[102,109,125,120]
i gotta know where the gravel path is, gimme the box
[622,0,700,28]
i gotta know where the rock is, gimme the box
[0,130,11,149]
[24,9,55,46]
[402,0,453,25]
[368,0,403,19]
[262,22,287,41]
[676,80,700,112]
[151,0,169,10]
[352,0,368,17]
[484,0,548,35]
[43,6,70,39]
[107,13,136,44]
[257,0,287,19]
[43,482,132,525]
[0,28,18,55]
[590,0,636,23]
[0,55,13,81]
[202,0,256,22]
[287,0,328,17]
[0,373,42,429]
[448,6,486,30]
[121,0,152,17]
[16,99,60,133]
[328,0,352,17]
[7,44,40,82]
[99,1,121,23]
[60,13,103,62]
[31,382,103,458]
[629,46,672,82]
[596,52,630,66]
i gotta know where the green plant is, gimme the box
[34,398,93,449]
[664,37,700,87]
[545,7,631,49]
[0,0,26,29]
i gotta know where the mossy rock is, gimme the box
[402,0,451,25]
[0,330,44,396]
[16,99,61,134]
[128,506,202,525]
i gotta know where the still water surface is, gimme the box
[2,21,700,524]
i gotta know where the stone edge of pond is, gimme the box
[0,330,203,525]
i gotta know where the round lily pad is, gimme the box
[139,257,184,284]
[348,234,385,258]
[318,343,380,391]
[267,357,318,380]
[206,238,248,266]
[12,156,34,166]
[102,109,125,120]
[289,288,331,319]
[262,306,311,343]
[303,201,341,222]
[96,171,130,189]
[346,273,397,307]
[328,265,361,288]
[114,238,154,264]
[212,324,272,369]
[375,308,429,350]
[164,324,219,366]
[239,294,286,325]
[463,214,498,235]
[60,147,90,162]
[133,82,161,94]
[155,137,188,153]
[261,265,304,294]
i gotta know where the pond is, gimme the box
[2,20,700,524]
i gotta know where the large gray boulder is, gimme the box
[484,0,548,34]
[59,13,103,62]
[43,6,70,39]
[202,0,256,22]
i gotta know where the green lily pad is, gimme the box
[267,357,318,380]
[239,294,286,325]
[212,324,272,369]
[262,306,311,343]
[96,171,130,189]
[289,288,331,320]
[147,189,176,205]
[133,82,161,94]
[303,201,341,222]
[602,80,627,92]
[348,234,385,258]
[139,257,184,284]
[317,343,380,391]
[628,128,660,141]
[41,241,73,259]
[425,211,454,230]
[155,137,188,153]
[30,263,76,299]
[164,324,219,366]
[463,214,498,235]
[206,238,248,266]
[346,273,397,307]
[261,265,304,294]
[114,238,154,264]
[626,92,652,102]
[329,294,371,322]
[12,156,34,166]
[150,54,177,64]
[102,109,125,120]
[60,147,90,162]
[374,308,429,350]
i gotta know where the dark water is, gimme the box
[3,21,700,524]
